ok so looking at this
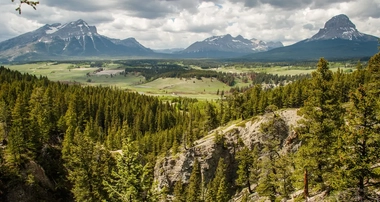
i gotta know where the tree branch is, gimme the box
[12,0,39,14]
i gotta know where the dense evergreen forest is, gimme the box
[0,53,380,201]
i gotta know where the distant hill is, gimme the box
[178,34,283,58]
[0,19,154,62]
[244,14,379,61]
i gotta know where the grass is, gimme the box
[4,62,229,100]
[6,62,95,82]
[130,77,228,100]
[4,61,349,100]
[212,62,350,76]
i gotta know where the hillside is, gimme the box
[0,53,380,201]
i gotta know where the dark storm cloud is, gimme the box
[43,0,200,19]
[43,0,112,12]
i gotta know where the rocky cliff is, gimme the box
[154,109,302,201]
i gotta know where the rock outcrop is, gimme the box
[154,109,301,200]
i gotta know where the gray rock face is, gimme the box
[308,14,377,42]
[154,109,301,200]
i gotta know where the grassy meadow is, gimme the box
[211,62,353,75]
[3,61,353,100]
[3,62,230,100]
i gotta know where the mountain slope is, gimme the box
[244,14,379,61]
[0,19,153,62]
[179,34,283,58]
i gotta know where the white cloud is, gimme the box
[0,0,379,49]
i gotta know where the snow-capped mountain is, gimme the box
[0,19,153,62]
[180,34,283,58]
[308,14,375,42]
[246,14,379,61]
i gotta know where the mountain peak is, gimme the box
[325,14,355,30]
[182,34,283,57]
[73,19,89,26]
[308,14,365,41]
[75,19,86,23]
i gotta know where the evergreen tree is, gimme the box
[6,94,32,167]
[0,100,10,141]
[103,137,154,202]
[173,180,184,202]
[236,146,259,194]
[206,158,229,202]
[337,55,380,200]
[256,114,290,201]
[186,159,202,202]
[296,58,344,192]
[216,176,229,202]
[63,126,112,201]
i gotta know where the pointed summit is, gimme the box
[324,14,355,30]
[308,14,370,41]
[75,19,86,24]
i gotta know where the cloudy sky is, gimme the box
[1,0,380,49]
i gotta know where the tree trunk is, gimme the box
[304,169,309,200]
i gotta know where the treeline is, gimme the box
[123,64,308,87]
[123,65,237,86]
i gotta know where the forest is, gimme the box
[0,52,379,201]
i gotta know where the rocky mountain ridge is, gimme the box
[180,34,283,58]
[0,19,153,62]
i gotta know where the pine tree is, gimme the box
[256,114,290,201]
[186,159,202,202]
[337,54,380,200]
[173,180,184,202]
[236,146,259,194]
[103,138,154,202]
[6,94,31,167]
[296,58,344,192]
[216,176,229,202]
[0,100,10,141]
[63,126,112,201]
[206,158,229,202]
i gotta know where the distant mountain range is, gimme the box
[244,14,379,61]
[0,14,378,62]
[177,34,283,58]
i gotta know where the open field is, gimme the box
[3,61,352,100]
[211,62,353,75]
[130,77,232,100]
[3,62,232,100]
